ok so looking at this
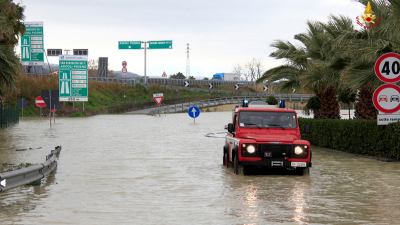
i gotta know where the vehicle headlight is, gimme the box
[246,145,256,154]
[294,146,304,155]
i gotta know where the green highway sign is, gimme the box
[118,41,142,49]
[148,40,173,49]
[59,55,88,102]
[21,22,44,65]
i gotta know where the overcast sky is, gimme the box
[16,0,365,78]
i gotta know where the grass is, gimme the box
[4,74,249,117]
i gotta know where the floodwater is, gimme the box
[0,112,399,225]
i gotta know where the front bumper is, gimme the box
[240,159,312,168]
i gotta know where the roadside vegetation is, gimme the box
[258,0,400,120]
[0,0,25,97]
[4,75,239,117]
[300,118,400,160]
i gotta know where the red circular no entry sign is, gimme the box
[35,96,46,108]
[372,84,400,113]
[374,52,400,83]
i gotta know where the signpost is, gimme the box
[184,81,189,87]
[118,40,173,84]
[148,40,173,49]
[21,22,44,65]
[35,96,46,108]
[153,93,164,106]
[58,55,88,102]
[373,52,400,125]
[118,41,142,49]
[122,61,127,73]
[374,52,400,83]
[188,105,200,124]
[372,84,400,114]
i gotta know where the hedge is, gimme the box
[299,118,400,160]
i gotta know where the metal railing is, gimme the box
[0,146,62,192]
[0,104,19,128]
[89,77,254,87]
[147,94,314,115]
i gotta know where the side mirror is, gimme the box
[227,123,234,133]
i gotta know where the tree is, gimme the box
[339,87,356,119]
[188,76,195,80]
[233,64,246,81]
[336,0,400,119]
[170,72,186,79]
[0,0,25,95]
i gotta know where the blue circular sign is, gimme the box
[188,106,201,118]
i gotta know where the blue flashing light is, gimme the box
[242,99,249,107]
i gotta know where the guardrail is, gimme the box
[0,146,62,192]
[89,77,254,87]
[147,94,314,115]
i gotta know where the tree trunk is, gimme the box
[355,84,377,120]
[318,86,340,119]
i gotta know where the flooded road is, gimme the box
[0,112,400,225]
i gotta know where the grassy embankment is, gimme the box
[4,75,253,117]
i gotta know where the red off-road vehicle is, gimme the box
[223,102,311,175]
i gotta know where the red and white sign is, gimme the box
[372,84,400,113]
[122,68,127,73]
[162,71,167,78]
[374,52,400,83]
[35,96,46,108]
[153,93,164,106]
[122,61,127,67]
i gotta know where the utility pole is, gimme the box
[144,41,147,85]
[186,43,190,78]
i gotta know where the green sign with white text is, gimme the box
[59,55,88,102]
[148,40,173,49]
[118,41,142,49]
[21,22,44,65]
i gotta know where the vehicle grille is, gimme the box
[258,144,292,159]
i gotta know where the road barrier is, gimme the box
[89,77,254,87]
[0,146,62,192]
[147,94,314,115]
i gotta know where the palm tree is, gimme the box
[259,16,355,119]
[0,0,25,95]
[336,0,400,119]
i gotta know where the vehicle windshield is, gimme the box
[239,111,297,128]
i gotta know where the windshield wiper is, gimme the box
[266,124,286,129]
[244,123,263,128]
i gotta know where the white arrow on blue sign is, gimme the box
[188,105,200,119]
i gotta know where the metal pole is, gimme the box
[49,90,52,127]
[144,41,147,85]
[45,51,52,73]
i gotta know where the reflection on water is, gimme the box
[0,112,399,225]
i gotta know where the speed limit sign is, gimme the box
[374,52,400,83]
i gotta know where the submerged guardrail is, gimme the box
[0,146,62,192]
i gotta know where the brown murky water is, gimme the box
[0,112,399,225]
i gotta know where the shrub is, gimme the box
[266,95,278,105]
[299,118,400,160]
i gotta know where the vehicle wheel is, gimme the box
[223,151,229,168]
[295,167,310,176]
[233,155,240,175]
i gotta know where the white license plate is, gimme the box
[291,162,307,168]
